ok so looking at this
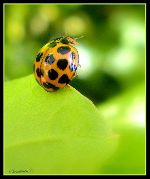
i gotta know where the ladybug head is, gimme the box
[65,36,79,45]
[60,36,78,46]
[60,35,84,46]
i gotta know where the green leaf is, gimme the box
[4,74,117,175]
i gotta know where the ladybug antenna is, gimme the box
[75,35,85,40]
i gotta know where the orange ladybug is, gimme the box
[34,36,80,92]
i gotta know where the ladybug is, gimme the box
[34,36,80,92]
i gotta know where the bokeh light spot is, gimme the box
[104,47,136,76]
[29,5,59,36]
[7,21,25,42]
[126,98,145,128]
[63,16,86,35]
[77,45,93,79]
[121,22,145,48]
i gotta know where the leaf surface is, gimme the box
[4,74,117,174]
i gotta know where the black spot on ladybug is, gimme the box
[57,59,68,70]
[69,64,77,72]
[48,41,57,48]
[43,82,59,90]
[45,54,55,64]
[36,68,42,78]
[48,69,58,80]
[36,52,43,62]
[60,38,69,44]
[57,46,71,54]
[70,52,76,59]
[58,74,70,84]
[74,65,77,71]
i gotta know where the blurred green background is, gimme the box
[4,4,146,174]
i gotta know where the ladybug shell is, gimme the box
[34,42,79,92]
